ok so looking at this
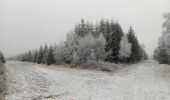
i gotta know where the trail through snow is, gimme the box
[4,60,170,100]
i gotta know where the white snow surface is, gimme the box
[4,60,170,100]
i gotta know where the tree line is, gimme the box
[10,19,147,65]
[154,13,170,64]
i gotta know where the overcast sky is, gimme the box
[0,0,170,57]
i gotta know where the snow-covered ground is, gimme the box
[4,60,170,100]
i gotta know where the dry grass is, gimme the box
[78,61,123,72]
[0,64,6,100]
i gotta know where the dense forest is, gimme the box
[10,19,148,66]
[154,13,170,64]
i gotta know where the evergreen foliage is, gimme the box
[106,23,123,63]
[96,20,124,63]
[37,45,44,64]
[33,50,38,63]
[74,19,95,37]
[47,45,55,65]
[154,12,170,64]
[42,45,48,64]
[63,31,78,64]
[127,27,143,62]
[10,19,147,66]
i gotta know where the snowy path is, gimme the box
[4,60,170,100]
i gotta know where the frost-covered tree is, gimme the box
[54,42,66,64]
[63,31,78,64]
[162,13,170,34]
[11,19,146,65]
[96,20,124,63]
[154,12,170,64]
[139,44,148,60]
[154,46,169,64]
[72,33,106,64]
[118,34,131,63]
[74,19,95,37]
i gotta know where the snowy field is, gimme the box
[4,60,170,100]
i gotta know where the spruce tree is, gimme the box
[157,47,169,64]
[37,45,44,64]
[127,26,142,62]
[74,19,87,37]
[154,12,170,64]
[154,42,169,64]
[33,50,38,63]
[47,45,55,65]
[27,50,33,62]
[98,19,107,34]
[74,19,94,37]
[104,22,124,63]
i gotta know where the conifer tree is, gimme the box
[157,47,169,64]
[33,50,38,63]
[63,31,78,64]
[74,19,86,37]
[104,22,124,63]
[74,19,94,37]
[42,44,48,64]
[127,26,142,62]
[37,45,44,64]
[98,19,107,34]
[11,19,147,65]
[154,12,170,64]
[54,42,66,64]
[47,45,55,65]
[27,50,33,62]
[23,52,28,62]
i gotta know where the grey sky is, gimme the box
[0,0,170,57]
